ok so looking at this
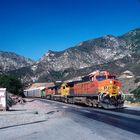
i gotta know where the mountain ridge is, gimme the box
[0,51,34,72]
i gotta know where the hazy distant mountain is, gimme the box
[0,51,34,72]
[7,28,140,92]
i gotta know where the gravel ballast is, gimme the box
[0,99,59,129]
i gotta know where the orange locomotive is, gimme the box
[45,71,124,109]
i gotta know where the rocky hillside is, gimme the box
[39,35,128,71]
[120,28,140,54]
[0,51,34,72]
[7,28,140,92]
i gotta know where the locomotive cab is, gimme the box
[89,71,124,108]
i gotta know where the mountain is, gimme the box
[0,51,34,72]
[120,28,140,53]
[38,29,140,72]
[7,27,140,93]
[39,35,128,71]
[34,28,140,77]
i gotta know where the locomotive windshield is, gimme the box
[96,76,106,81]
[108,76,116,79]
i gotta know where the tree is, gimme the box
[0,74,24,97]
[131,87,140,102]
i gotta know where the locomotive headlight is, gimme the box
[110,80,113,84]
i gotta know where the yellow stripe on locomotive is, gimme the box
[60,83,70,96]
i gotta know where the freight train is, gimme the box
[45,71,124,109]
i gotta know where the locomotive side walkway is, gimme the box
[0,98,140,140]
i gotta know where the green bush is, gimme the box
[131,87,140,98]
[0,74,24,97]
[125,96,134,102]
[131,87,140,103]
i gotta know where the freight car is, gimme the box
[45,71,124,109]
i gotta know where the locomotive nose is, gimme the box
[109,80,120,96]
[98,79,121,97]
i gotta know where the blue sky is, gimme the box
[0,0,140,60]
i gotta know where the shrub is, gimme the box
[131,87,140,102]
[0,74,24,97]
